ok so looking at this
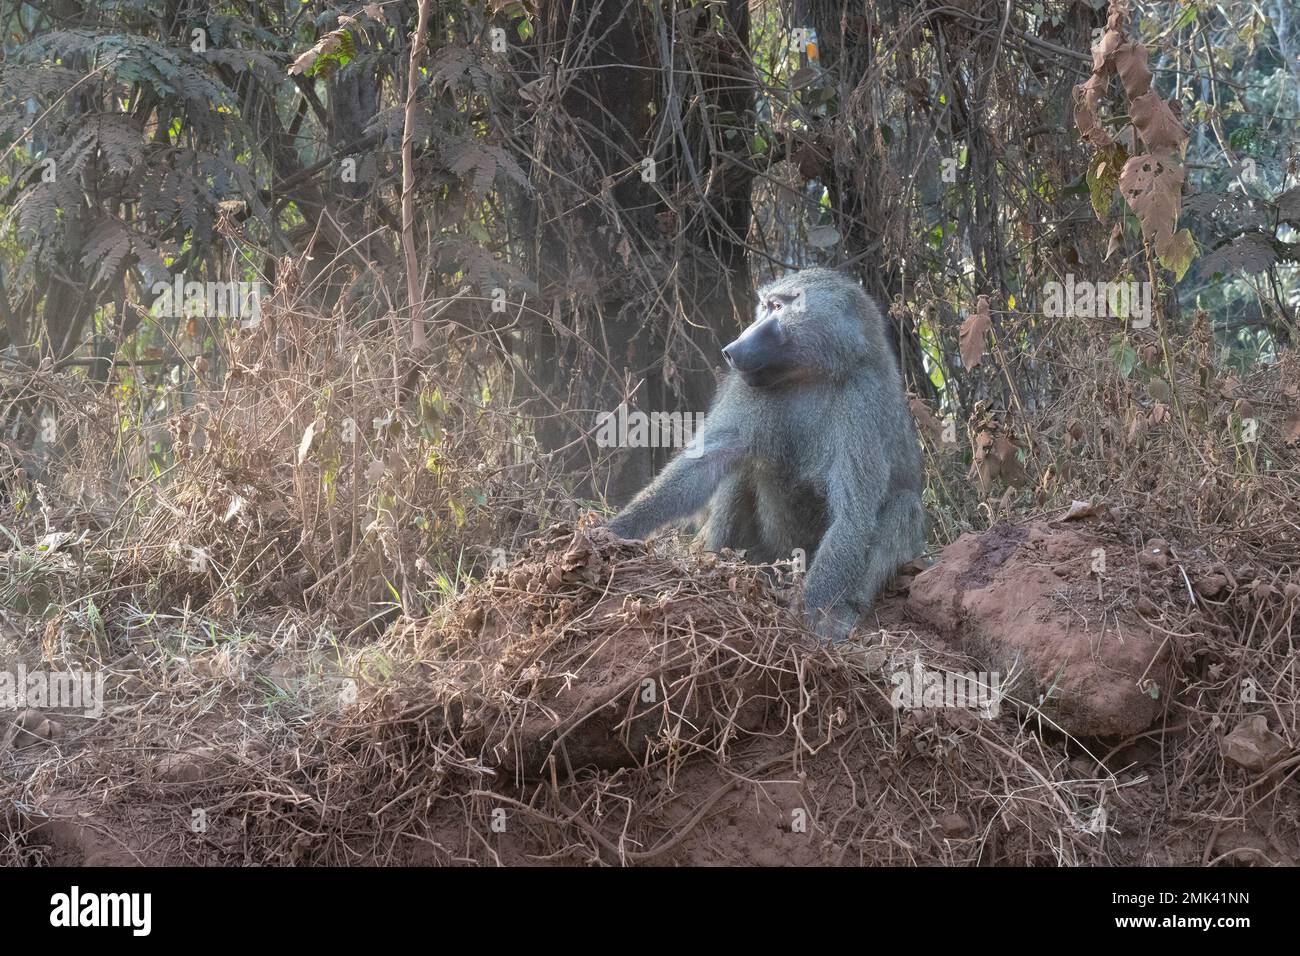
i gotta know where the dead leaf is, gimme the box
[1112,41,1152,98]
[1127,409,1146,444]
[993,434,1026,486]
[908,397,953,449]
[1062,499,1105,521]
[909,396,940,433]
[222,494,246,524]
[1283,410,1300,446]
[1072,72,1113,147]
[288,29,354,78]
[970,430,998,493]
[960,296,992,369]
[36,531,78,553]
[1105,221,1124,260]
[297,420,319,465]
[1129,91,1187,154]
[1120,152,1185,253]
[1221,715,1287,772]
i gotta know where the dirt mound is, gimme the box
[908,519,1172,738]
[3,520,1111,866]
[414,523,790,777]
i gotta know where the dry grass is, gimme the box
[1,273,1297,866]
[3,521,1107,866]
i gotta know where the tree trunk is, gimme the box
[519,0,756,506]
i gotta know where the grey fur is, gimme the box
[608,267,925,640]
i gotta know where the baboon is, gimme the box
[608,267,925,640]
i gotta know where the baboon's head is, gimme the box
[722,268,877,388]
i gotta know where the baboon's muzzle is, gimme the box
[722,316,788,384]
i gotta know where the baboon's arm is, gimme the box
[802,454,885,612]
[607,431,743,540]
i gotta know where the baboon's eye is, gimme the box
[767,299,783,312]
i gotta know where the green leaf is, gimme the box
[1109,333,1137,378]
[1087,144,1127,222]
[1158,228,1197,281]
[288,29,355,79]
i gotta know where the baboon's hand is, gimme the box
[806,604,858,644]
[605,514,642,540]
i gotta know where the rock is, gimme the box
[1194,574,1228,598]
[1221,715,1287,772]
[7,709,64,748]
[156,747,216,783]
[907,521,1172,738]
[937,812,971,838]
[1139,538,1169,570]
